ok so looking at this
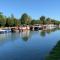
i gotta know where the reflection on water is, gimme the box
[39,28,60,37]
[0,29,60,60]
[40,30,46,37]
[20,30,30,41]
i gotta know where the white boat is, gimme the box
[0,29,11,33]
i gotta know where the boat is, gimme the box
[0,29,11,33]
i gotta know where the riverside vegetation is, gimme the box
[0,12,60,60]
[0,12,60,27]
[46,41,60,60]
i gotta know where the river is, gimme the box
[0,29,60,60]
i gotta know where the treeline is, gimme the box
[0,12,60,27]
[0,12,20,27]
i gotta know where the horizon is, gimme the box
[0,0,60,20]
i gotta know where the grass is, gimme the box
[46,41,60,60]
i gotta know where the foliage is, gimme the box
[20,13,31,25]
[0,12,6,27]
[5,14,20,27]
[31,20,36,25]
[0,12,60,27]
[40,16,46,24]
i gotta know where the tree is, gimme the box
[10,14,20,26]
[0,12,6,27]
[10,14,15,26]
[40,16,46,24]
[31,20,36,25]
[27,16,31,25]
[46,18,51,24]
[20,13,31,25]
[5,17,11,27]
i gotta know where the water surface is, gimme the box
[0,29,60,60]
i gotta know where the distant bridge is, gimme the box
[30,25,44,30]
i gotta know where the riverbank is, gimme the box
[0,24,59,33]
[46,41,60,60]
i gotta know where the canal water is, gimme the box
[0,29,60,60]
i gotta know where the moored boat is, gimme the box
[0,29,11,33]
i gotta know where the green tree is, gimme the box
[40,16,46,24]
[31,20,36,25]
[10,14,15,26]
[20,13,31,25]
[27,16,31,25]
[46,18,51,24]
[0,12,6,27]
[5,17,11,27]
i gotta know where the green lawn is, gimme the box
[46,41,60,60]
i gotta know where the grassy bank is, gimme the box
[46,41,60,60]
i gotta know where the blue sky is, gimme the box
[0,0,60,20]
